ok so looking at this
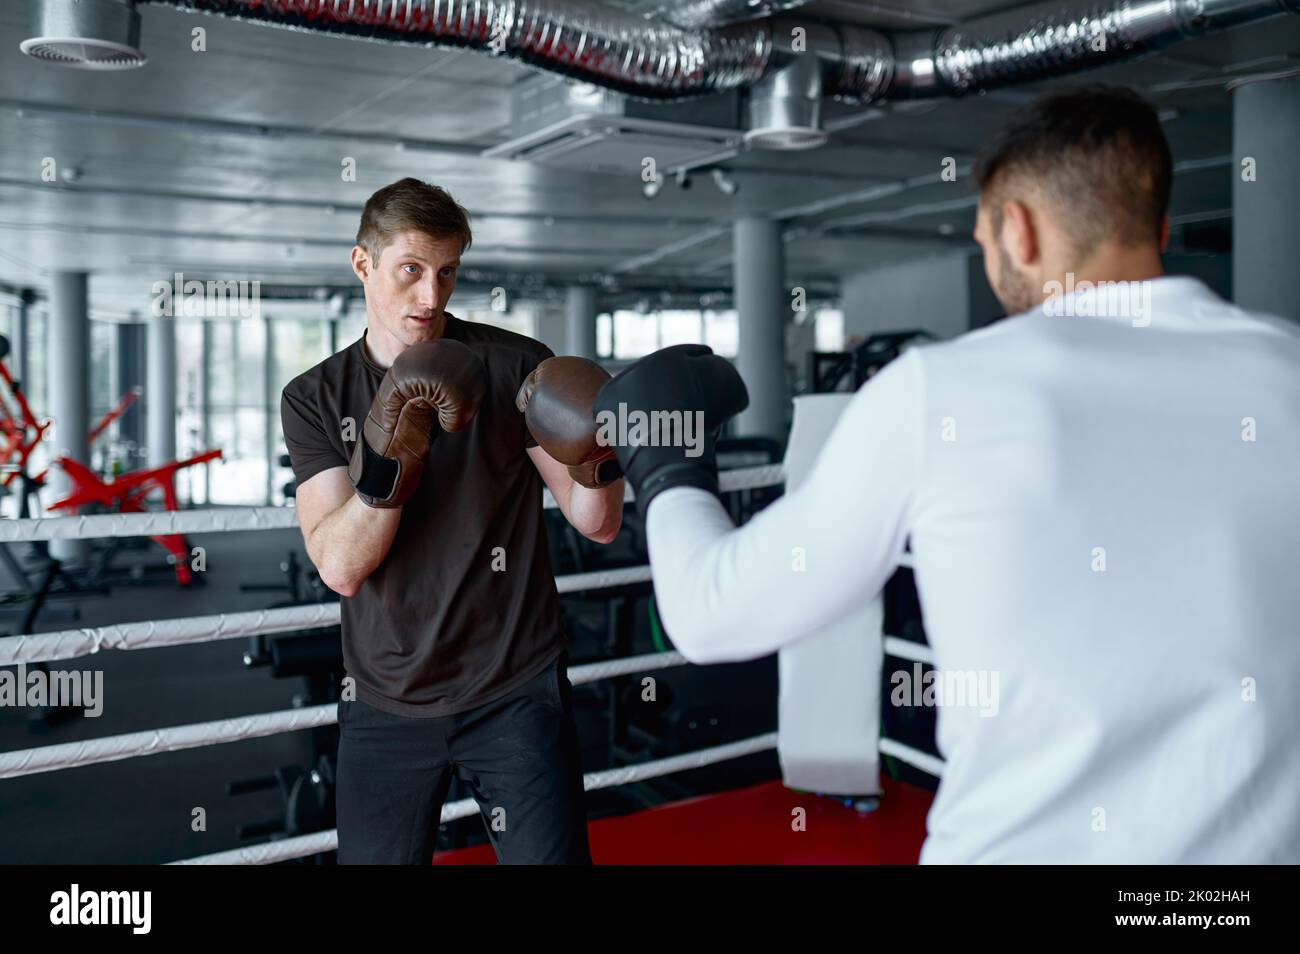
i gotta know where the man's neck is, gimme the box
[363,313,447,368]
[1042,244,1165,300]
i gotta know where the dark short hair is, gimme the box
[972,85,1172,257]
[356,177,472,263]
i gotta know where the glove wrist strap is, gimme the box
[350,439,401,505]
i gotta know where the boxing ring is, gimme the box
[0,395,941,864]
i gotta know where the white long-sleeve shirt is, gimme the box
[647,275,1300,863]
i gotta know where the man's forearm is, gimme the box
[568,479,624,543]
[308,496,401,595]
[644,352,922,663]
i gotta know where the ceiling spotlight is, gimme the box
[710,169,738,196]
[676,168,692,190]
[643,177,663,200]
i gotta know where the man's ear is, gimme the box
[1002,199,1038,268]
[350,244,371,282]
[1158,214,1170,253]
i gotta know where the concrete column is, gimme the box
[1233,76,1300,322]
[733,216,787,439]
[564,285,598,360]
[146,310,177,467]
[47,272,90,565]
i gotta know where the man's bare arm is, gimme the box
[527,445,622,545]
[293,466,401,596]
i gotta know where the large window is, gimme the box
[611,311,657,359]
[703,309,738,356]
[461,306,532,338]
[0,299,545,511]
[660,310,704,347]
[25,307,48,437]
[176,311,333,507]
[599,309,738,360]
[207,318,268,505]
[174,318,207,505]
[88,320,114,467]
[813,307,845,352]
[268,316,332,506]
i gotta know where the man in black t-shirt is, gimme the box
[280,178,623,864]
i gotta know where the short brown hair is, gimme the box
[356,177,472,263]
[973,85,1172,258]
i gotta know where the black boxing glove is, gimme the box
[592,344,748,523]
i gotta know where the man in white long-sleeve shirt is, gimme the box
[595,85,1300,863]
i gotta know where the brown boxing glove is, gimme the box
[348,339,488,508]
[515,356,622,489]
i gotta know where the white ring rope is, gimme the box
[172,830,338,867]
[0,465,786,543]
[567,650,688,685]
[0,603,343,666]
[555,564,653,593]
[2,459,940,862]
[0,702,340,780]
[882,636,935,665]
[0,506,302,543]
[0,653,691,779]
[0,566,664,666]
[169,731,779,865]
[879,737,946,777]
[0,467,784,666]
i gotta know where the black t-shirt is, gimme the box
[279,313,565,717]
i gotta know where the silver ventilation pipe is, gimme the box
[643,0,815,29]
[876,0,1300,99]
[745,19,842,149]
[746,50,826,148]
[21,0,1300,110]
[130,0,773,99]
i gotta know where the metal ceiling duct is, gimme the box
[123,0,1300,102]
[20,0,147,69]
[19,0,1300,140]
[885,0,1300,98]
[744,18,841,150]
[132,0,773,99]
[643,0,816,29]
[746,51,827,149]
